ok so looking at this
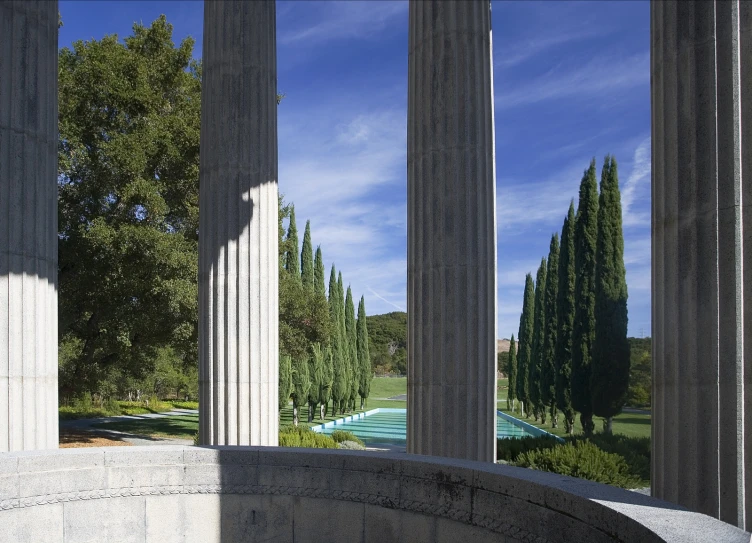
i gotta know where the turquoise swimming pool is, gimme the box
[312,408,559,446]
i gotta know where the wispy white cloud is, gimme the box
[495,51,649,109]
[279,104,407,316]
[278,0,407,46]
[494,29,608,70]
[621,136,651,227]
[497,161,584,235]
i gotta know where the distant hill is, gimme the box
[366,312,407,375]
[366,312,515,374]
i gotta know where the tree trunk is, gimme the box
[550,402,558,428]
[564,416,573,434]
[540,409,546,424]
[360,397,364,410]
[580,413,594,436]
[307,403,314,423]
[320,403,325,421]
[293,405,299,427]
[603,416,613,434]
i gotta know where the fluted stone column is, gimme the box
[0,0,59,452]
[407,0,497,462]
[198,0,279,446]
[651,0,751,530]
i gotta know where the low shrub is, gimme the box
[572,433,650,482]
[498,432,651,488]
[514,441,642,488]
[278,425,338,449]
[337,440,366,450]
[496,435,560,462]
[330,430,364,446]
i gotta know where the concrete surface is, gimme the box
[406,0,498,463]
[198,0,279,446]
[0,446,749,542]
[0,0,59,452]
[651,0,751,530]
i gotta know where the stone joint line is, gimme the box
[0,483,551,542]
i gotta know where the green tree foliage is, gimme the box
[57,16,201,395]
[572,160,599,435]
[345,287,359,411]
[357,296,372,408]
[307,343,324,422]
[627,338,651,407]
[366,312,407,375]
[314,246,326,298]
[507,335,517,410]
[556,202,577,433]
[301,221,314,292]
[284,206,300,282]
[320,345,334,418]
[542,235,559,427]
[591,156,630,433]
[517,274,535,416]
[530,259,547,422]
[337,272,352,413]
[278,354,292,411]
[290,355,311,426]
[329,266,347,414]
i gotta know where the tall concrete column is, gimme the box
[0,0,59,452]
[199,0,279,446]
[407,0,497,462]
[651,0,751,530]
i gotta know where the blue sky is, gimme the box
[59,0,651,340]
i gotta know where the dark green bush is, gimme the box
[330,430,364,446]
[278,425,338,448]
[574,433,650,482]
[496,435,560,462]
[498,433,650,488]
[514,441,642,488]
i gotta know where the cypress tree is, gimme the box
[301,220,314,292]
[345,286,359,411]
[337,272,351,414]
[290,355,311,426]
[285,206,300,281]
[307,343,324,422]
[542,234,560,427]
[278,354,292,411]
[507,335,517,411]
[591,156,630,434]
[572,160,599,435]
[357,296,372,408]
[314,246,326,298]
[517,274,535,417]
[556,201,577,434]
[329,265,346,415]
[320,345,334,419]
[530,258,547,422]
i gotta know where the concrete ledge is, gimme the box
[0,446,748,542]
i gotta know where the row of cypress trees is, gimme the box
[278,207,373,425]
[507,156,629,435]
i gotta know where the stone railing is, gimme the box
[0,446,748,542]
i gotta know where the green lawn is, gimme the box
[92,414,199,439]
[368,377,407,399]
[498,406,651,439]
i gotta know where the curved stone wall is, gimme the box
[0,446,748,542]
